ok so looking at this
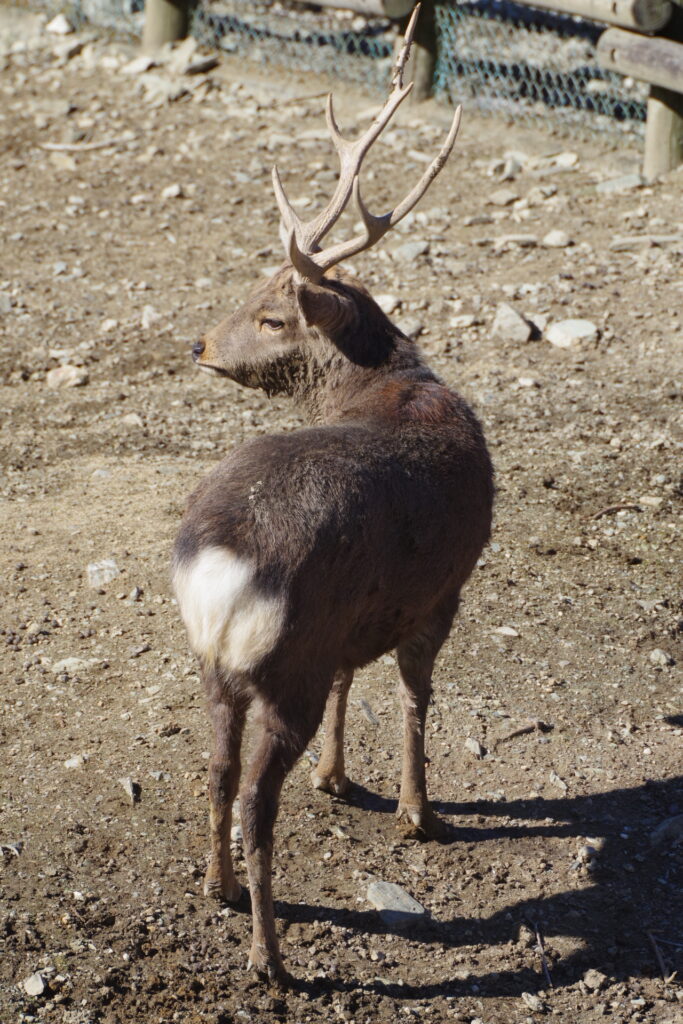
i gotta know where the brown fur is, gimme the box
[173,264,494,984]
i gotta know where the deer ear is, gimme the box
[296,281,356,335]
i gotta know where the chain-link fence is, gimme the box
[35,0,648,134]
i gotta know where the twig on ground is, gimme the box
[589,503,642,521]
[646,930,675,983]
[534,923,554,989]
[39,139,130,152]
[493,719,553,750]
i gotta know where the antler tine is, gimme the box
[391,2,420,90]
[299,105,462,276]
[272,165,306,248]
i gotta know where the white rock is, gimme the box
[366,881,426,929]
[160,183,183,200]
[120,413,144,429]
[53,657,96,675]
[496,625,519,636]
[493,234,538,253]
[64,754,88,769]
[100,318,118,333]
[649,648,674,667]
[392,240,429,262]
[596,173,644,194]
[465,737,486,759]
[491,302,532,343]
[46,365,88,389]
[122,55,156,75]
[86,558,120,587]
[118,776,140,804]
[489,187,519,207]
[141,305,161,329]
[22,972,47,996]
[547,319,598,348]
[376,293,400,315]
[450,314,478,329]
[521,992,545,1011]
[555,151,578,168]
[46,14,73,35]
[0,292,13,313]
[542,229,572,248]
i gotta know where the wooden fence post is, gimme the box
[644,85,683,178]
[401,0,437,101]
[142,0,191,52]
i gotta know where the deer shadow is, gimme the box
[272,773,683,1000]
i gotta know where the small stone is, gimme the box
[650,813,683,847]
[120,413,144,429]
[46,14,73,35]
[555,151,578,168]
[649,648,674,667]
[64,754,87,769]
[521,991,545,1011]
[49,152,77,172]
[547,319,598,348]
[118,777,141,804]
[86,558,120,587]
[358,699,379,726]
[465,737,486,759]
[583,968,608,991]
[53,657,96,675]
[366,880,426,929]
[0,292,12,314]
[121,55,156,75]
[392,240,429,261]
[495,625,519,636]
[491,302,533,343]
[376,294,400,315]
[397,316,424,341]
[22,972,47,996]
[549,770,568,792]
[493,234,538,253]
[596,173,644,194]
[53,261,68,276]
[639,495,663,507]
[46,365,88,389]
[141,305,161,329]
[489,187,519,207]
[150,770,171,782]
[463,213,493,226]
[542,229,572,248]
[161,183,183,200]
[100,318,118,333]
[450,313,478,329]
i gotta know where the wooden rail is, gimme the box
[514,0,672,33]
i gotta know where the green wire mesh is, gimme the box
[32,0,647,134]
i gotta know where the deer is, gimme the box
[172,6,493,986]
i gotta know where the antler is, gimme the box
[271,4,462,283]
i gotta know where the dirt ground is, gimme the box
[1,6,682,1023]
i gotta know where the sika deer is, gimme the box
[172,7,493,985]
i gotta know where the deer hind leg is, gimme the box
[240,691,328,985]
[311,668,353,796]
[396,596,459,838]
[203,666,251,903]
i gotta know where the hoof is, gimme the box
[311,768,350,798]
[247,951,292,989]
[204,874,242,903]
[396,803,448,838]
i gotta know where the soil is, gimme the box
[1,8,682,1024]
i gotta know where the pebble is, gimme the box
[122,55,156,75]
[650,813,683,847]
[549,769,568,792]
[492,234,538,253]
[375,293,400,315]
[64,754,88,769]
[86,558,120,587]
[46,14,73,35]
[495,625,519,636]
[22,972,47,997]
[141,305,161,329]
[583,968,608,991]
[521,992,545,1011]
[118,776,141,804]
[358,699,379,726]
[491,302,533,343]
[397,316,424,341]
[596,173,644,194]
[46,365,89,388]
[160,183,183,200]
[547,318,598,348]
[0,291,12,314]
[489,187,519,207]
[649,648,674,667]
[53,261,68,276]
[392,240,429,262]
[120,412,144,428]
[366,881,426,929]
[100,317,118,333]
[53,657,96,674]
[450,314,478,329]
[465,737,486,759]
[542,229,572,248]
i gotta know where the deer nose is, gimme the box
[192,339,205,362]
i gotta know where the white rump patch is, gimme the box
[173,547,285,673]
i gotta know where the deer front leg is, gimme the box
[203,677,250,903]
[311,668,353,796]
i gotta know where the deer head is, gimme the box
[192,5,461,399]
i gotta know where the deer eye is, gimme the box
[260,318,284,331]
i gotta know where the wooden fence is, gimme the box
[141,0,683,177]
